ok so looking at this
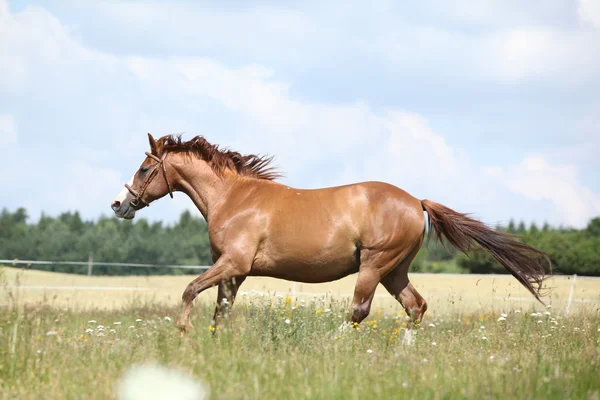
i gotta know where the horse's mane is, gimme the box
[158,134,282,181]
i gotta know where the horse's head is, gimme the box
[111,133,174,219]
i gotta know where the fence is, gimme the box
[0,258,210,276]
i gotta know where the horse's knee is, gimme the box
[182,283,196,304]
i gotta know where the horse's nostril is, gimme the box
[111,201,121,210]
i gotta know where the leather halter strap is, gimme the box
[124,151,173,208]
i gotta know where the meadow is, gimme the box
[1,267,599,399]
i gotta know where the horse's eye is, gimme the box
[139,166,149,174]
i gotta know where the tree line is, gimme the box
[1,207,599,276]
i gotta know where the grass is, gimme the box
[1,287,599,400]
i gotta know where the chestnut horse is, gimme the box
[111,134,551,336]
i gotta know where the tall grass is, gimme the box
[1,287,599,400]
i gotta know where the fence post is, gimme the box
[565,274,577,316]
[87,253,93,276]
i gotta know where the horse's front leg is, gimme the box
[176,254,249,334]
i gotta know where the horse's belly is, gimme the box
[249,253,359,283]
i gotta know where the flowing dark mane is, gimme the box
[157,134,282,181]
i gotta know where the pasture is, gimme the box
[1,266,599,399]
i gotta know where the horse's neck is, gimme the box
[173,159,235,220]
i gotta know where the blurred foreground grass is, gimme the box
[1,285,599,400]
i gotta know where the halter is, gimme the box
[125,151,173,208]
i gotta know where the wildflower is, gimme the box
[110,329,116,334]
[537,320,543,324]
[481,336,488,341]
[544,311,551,316]
[97,332,105,337]
[372,323,378,329]
[284,319,291,325]
[515,310,521,314]
[324,308,331,313]
[431,342,437,346]
[85,328,93,334]
[497,317,506,322]
[574,327,580,332]
[97,325,105,330]
[480,326,486,330]
[129,326,135,329]
[114,322,122,325]
[277,294,283,299]
[402,382,409,388]
[208,325,216,332]
[428,323,436,328]
[489,355,494,360]
[164,317,172,322]
[135,319,142,323]
[367,349,373,354]
[46,331,58,336]
[88,320,97,324]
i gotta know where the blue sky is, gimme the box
[1,0,599,228]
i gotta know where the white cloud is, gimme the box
[485,155,600,228]
[0,114,17,145]
[579,0,600,28]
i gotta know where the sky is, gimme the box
[1,0,599,229]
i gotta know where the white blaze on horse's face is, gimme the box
[114,175,134,204]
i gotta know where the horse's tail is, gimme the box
[421,199,551,303]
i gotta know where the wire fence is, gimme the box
[0,258,210,276]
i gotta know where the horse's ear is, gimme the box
[147,133,158,156]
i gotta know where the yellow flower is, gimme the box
[208,325,216,332]
[372,324,378,329]
[316,308,323,315]
[284,296,292,304]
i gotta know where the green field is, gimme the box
[1,267,600,399]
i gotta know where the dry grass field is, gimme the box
[1,266,599,316]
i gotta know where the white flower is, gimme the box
[480,326,486,330]
[500,313,508,318]
[115,363,208,400]
[544,311,551,316]
[497,317,506,322]
[367,349,373,354]
[324,308,331,313]
[431,342,437,346]
[489,355,494,360]
[481,336,488,341]
[164,317,172,322]
[284,319,290,324]
[114,322,122,325]
[110,329,117,334]
[515,310,521,313]
[537,320,543,324]
[428,323,436,328]
[277,294,283,299]
[402,382,409,388]
[129,326,135,329]
[85,328,93,334]
[97,325,105,330]
[46,331,58,336]
[135,319,142,323]
[88,320,97,324]
[597,328,600,332]
[574,327,580,332]
[97,332,105,337]
[546,304,552,309]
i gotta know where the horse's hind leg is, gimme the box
[211,276,246,333]
[380,242,427,344]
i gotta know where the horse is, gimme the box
[111,133,551,339]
